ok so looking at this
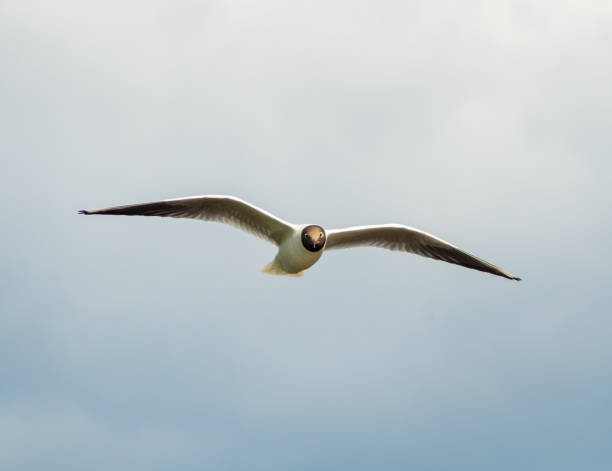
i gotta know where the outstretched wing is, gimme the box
[325,224,520,280]
[79,195,295,246]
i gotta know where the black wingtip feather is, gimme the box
[78,210,90,215]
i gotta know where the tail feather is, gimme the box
[260,259,305,277]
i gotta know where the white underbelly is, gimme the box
[276,234,324,273]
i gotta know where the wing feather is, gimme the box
[79,195,294,246]
[325,224,520,280]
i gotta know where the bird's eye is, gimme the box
[319,232,323,237]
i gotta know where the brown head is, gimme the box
[301,225,326,252]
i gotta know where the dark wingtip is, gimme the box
[78,210,90,215]
[513,276,522,281]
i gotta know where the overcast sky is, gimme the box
[1,1,612,469]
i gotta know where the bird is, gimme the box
[79,194,521,280]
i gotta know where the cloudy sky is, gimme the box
[1,1,611,469]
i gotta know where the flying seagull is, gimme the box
[79,195,520,280]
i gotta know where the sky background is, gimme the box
[1,1,611,469]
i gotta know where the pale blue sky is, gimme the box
[1,1,611,469]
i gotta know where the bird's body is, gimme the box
[79,195,521,281]
[262,224,326,276]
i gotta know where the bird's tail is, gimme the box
[260,258,305,277]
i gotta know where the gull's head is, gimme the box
[301,225,326,252]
